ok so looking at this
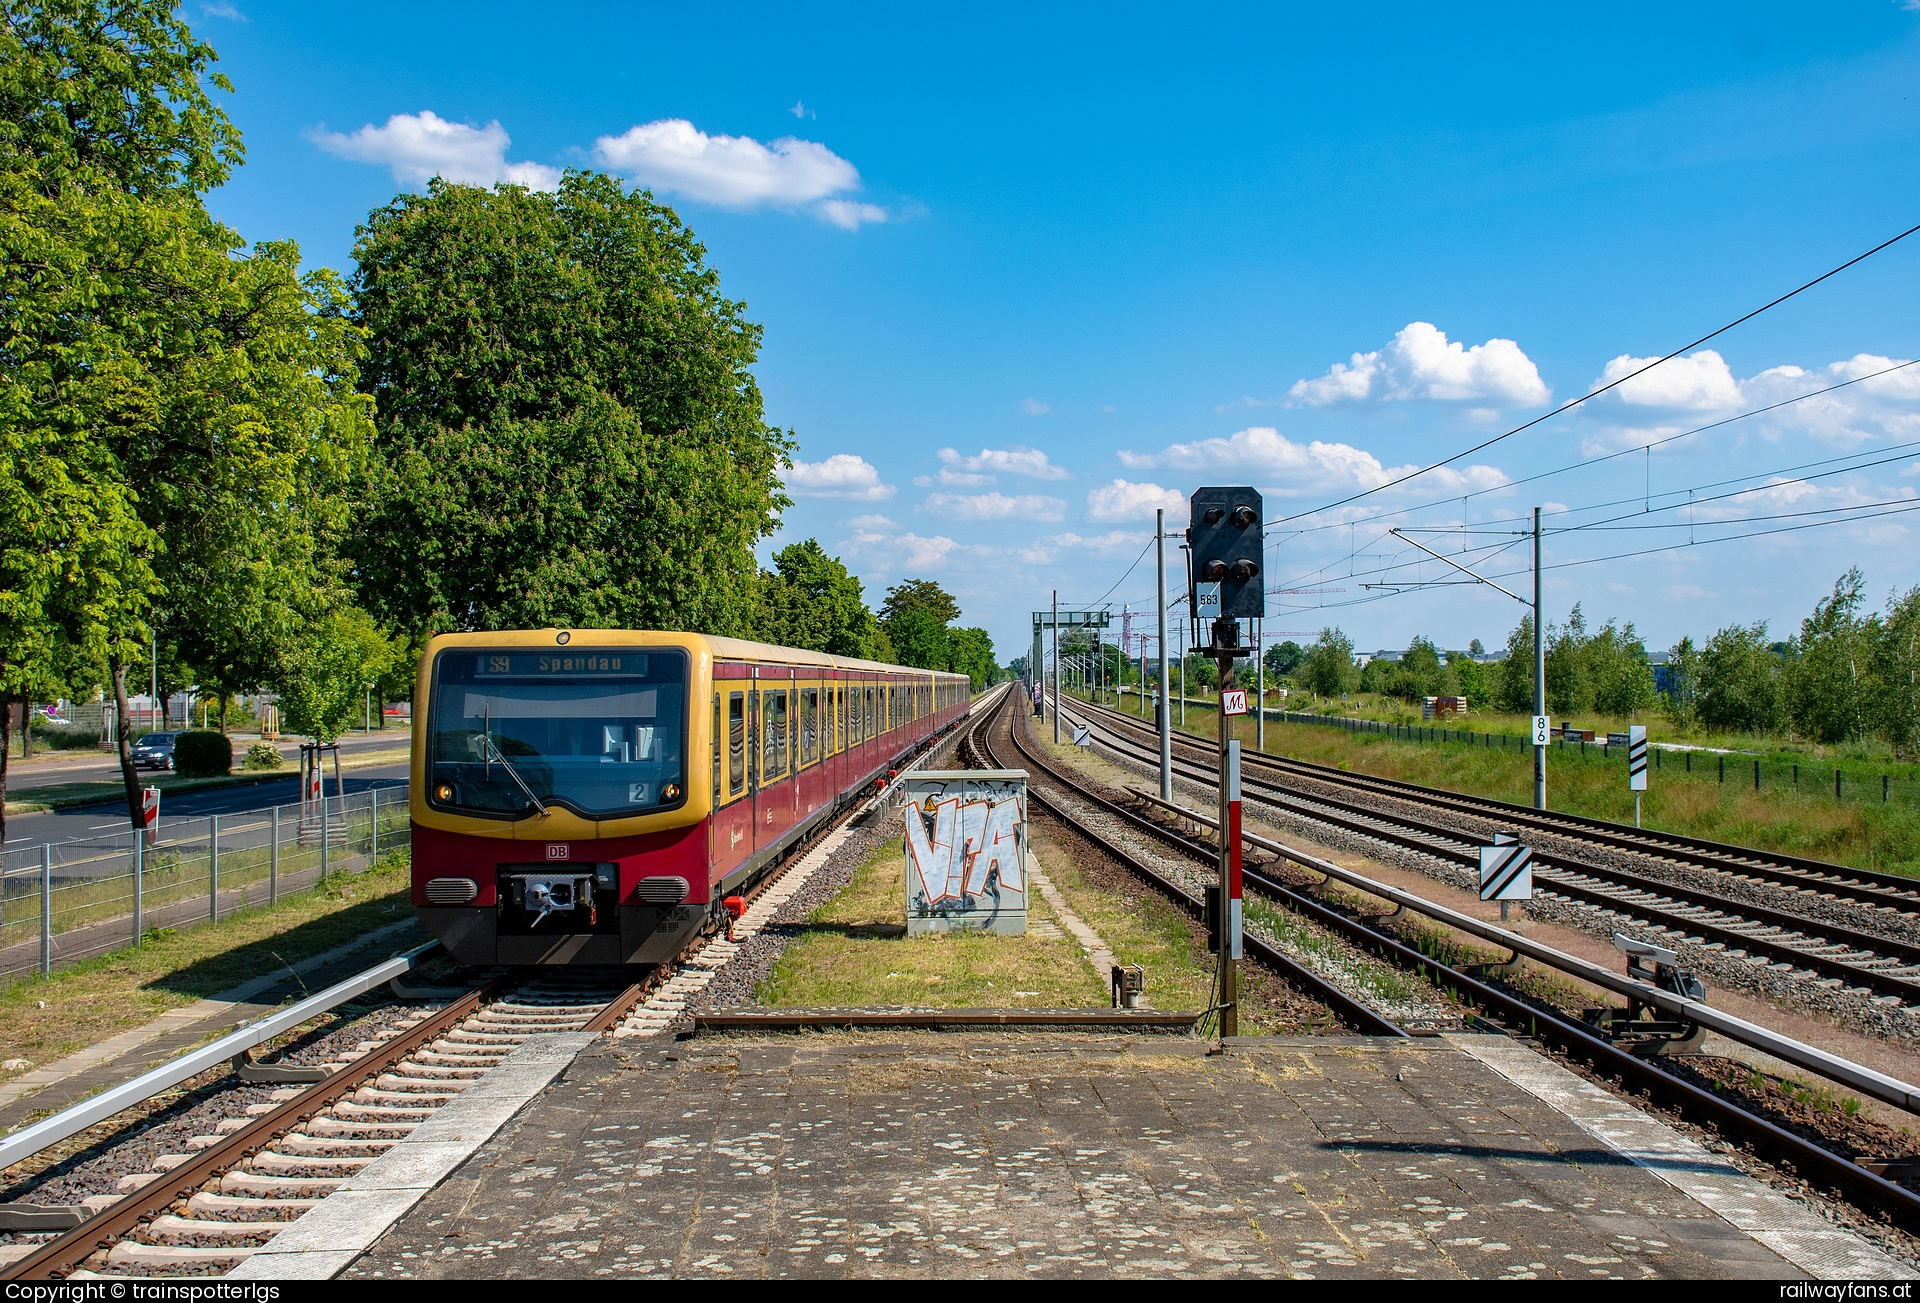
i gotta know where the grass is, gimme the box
[0,849,416,1082]
[760,837,1108,1008]
[1093,691,1920,875]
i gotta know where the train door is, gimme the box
[713,678,752,880]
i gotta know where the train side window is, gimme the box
[712,694,721,798]
[729,691,745,795]
[802,688,818,766]
[765,689,786,778]
[865,685,874,738]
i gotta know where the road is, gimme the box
[3,727,408,792]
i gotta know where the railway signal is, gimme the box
[1189,486,1261,1038]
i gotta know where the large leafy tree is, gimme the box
[2,1,372,828]
[347,174,791,637]
[752,539,881,657]
[1788,568,1875,744]
[1299,627,1356,698]
[1696,621,1786,734]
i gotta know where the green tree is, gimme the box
[1182,653,1217,691]
[887,606,948,669]
[273,604,395,743]
[1696,622,1785,735]
[1449,653,1487,706]
[1493,615,1536,713]
[946,626,997,689]
[880,579,961,628]
[1544,604,1593,715]
[1588,619,1656,718]
[1264,640,1304,678]
[1788,568,1876,744]
[752,539,880,657]
[0,1,340,828]
[1300,627,1357,698]
[1874,585,1920,757]
[1662,636,1701,732]
[347,174,790,638]
[1385,636,1453,701]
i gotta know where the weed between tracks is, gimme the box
[757,838,1107,1008]
[0,850,416,1083]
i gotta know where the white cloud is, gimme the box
[841,525,960,571]
[593,119,887,228]
[844,514,894,529]
[1009,530,1151,565]
[1290,322,1550,408]
[920,492,1067,522]
[934,446,1069,484]
[1085,480,1187,523]
[1120,426,1508,498]
[1595,349,1741,410]
[784,454,895,501]
[817,199,888,230]
[1020,398,1051,416]
[789,100,816,120]
[310,111,561,190]
[1582,352,1920,452]
[200,1,247,19]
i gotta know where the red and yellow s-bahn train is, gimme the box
[409,629,971,965]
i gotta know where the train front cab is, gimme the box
[411,630,717,966]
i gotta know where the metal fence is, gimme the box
[0,784,410,982]
[1093,691,1920,811]
[1259,708,1920,808]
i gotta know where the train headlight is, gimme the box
[661,782,682,803]
[435,783,454,802]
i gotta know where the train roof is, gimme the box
[423,628,967,680]
[698,633,968,678]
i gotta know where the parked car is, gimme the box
[131,732,179,770]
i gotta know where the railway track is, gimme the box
[1018,692,1920,1229]
[0,707,980,1283]
[1102,699,1920,912]
[1064,695,1920,1009]
[959,687,1404,1036]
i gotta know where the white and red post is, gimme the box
[1226,739,1243,963]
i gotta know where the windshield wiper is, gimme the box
[476,733,548,815]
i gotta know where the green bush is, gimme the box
[243,742,284,771]
[174,730,233,778]
[29,725,103,751]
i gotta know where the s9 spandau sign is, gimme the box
[899,769,1028,936]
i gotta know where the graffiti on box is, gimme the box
[899,770,1027,934]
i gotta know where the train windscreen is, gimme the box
[427,648,689,819]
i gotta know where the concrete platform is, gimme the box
[327,1032,1909,1280]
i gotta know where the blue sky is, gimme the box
[200,1,1920,665]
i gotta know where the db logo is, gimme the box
[545,844,570,861]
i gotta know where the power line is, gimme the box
[1275,221,1920,525]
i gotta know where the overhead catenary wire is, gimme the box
[1274,220,1920,526]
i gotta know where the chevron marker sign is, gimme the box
[1479,837,1533,902]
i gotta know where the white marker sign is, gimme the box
[1479,836,1533,902]
[1221,690,1249,716]
[1072,725,1091,747]
[1531,714,1551,747]
[1627,724,1648,792]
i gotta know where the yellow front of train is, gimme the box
[409,629,720,965]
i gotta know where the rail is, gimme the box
[0,940,443,1171]
[1127,785,1920,1119]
